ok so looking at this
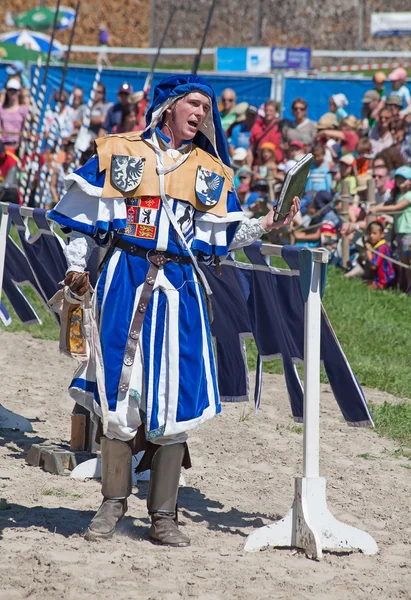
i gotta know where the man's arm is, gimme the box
[63,232,96,295]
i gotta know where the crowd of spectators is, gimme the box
[1,61,411,293]
[224,68,411,293]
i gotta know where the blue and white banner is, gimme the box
[371,12,411,37]
[216,47,271,73]
[271,47,311,70]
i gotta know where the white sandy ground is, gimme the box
[0,330,411,600]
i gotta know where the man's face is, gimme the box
[165,92,211,141]
[73,88,83,104]
[387,103,400,117]
[264,104,276,122]
[292,102,307,121]
[118,92,130,106]
[221,91,236,112]
[373,167,389,191]
[364,99,378,113]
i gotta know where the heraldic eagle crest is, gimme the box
[195,166,225,207]
[111,155,146,193]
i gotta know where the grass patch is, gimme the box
[43,488,82,499]
[369,402,411,447]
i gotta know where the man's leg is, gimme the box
[147,442,190,547]
[85,437,132,540]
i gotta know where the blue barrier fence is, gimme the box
[0,61,402,124]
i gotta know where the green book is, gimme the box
[274,153,313,221]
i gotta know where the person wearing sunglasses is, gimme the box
[283,97,317,146]
[219,88,237,132]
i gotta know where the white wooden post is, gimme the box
[0,202,33,432]
[0,202,10,304]
[244,246,378,559]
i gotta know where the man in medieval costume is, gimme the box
[49,75,299,547]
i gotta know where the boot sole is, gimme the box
[148,535,190,548]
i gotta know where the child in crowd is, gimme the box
[372,71,387,100]
[365,221,396,289]
[305,144,332,193]
[336,154,357,196]
[355,138,372,176]
[388,68,411,110]
[253,142,278,182]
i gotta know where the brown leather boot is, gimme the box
[85,437,132,541]
[147,443,190,547]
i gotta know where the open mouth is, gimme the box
[188,119,198,130]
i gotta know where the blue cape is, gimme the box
[143,74,231,168]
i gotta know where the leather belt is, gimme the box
[115,238,192,394]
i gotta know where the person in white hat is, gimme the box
[328,93,349,123]
[0,78,28,148]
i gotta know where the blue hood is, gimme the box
[143,74,231,168]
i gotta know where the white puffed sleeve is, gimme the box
[64,232,96,274]
[229,216,267,250]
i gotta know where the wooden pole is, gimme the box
[366,177,376,227]
[340,180,350,269]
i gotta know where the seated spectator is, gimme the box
[355,138,372,176]
[0,79,29,149]
[316,114,359,155]
[388,68,411,109]
[336,154,357,196]
[286,139,305,164]
[5,60,30,90]
[72,86,87,135]
[253,142,278,183]
[100,82,133,135]
[88,82,112,140]
[44,90,74,142]
[361,90,380,132]
[373,163,392,204]
[50,144,76,208]
[219,88,237,132]
[292,190,341,246]
[370,165,411,291]
[385,95,402,118]
[229,104,257,156]
[112,104,140,134]
[305,143,332,193]
[315,113,340,165]
[365,221,396,289]
[250,100,282,163]
[282,97,316,146]
[328,93,349,122]
[369,108,394,156]
[0,140,19,203]
[390,117,411,163]
[232,147,251,188]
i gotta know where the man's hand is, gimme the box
[260,196,301,231]
[64,271,90,296]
